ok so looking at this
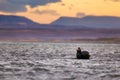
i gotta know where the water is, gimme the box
[0,42,120,80]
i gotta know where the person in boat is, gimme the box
[77,47,82,54]
[76,47,82,59]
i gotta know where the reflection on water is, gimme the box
[0,42,120,80]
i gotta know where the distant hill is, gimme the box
[51,16,120,28]
[0,15,36,24]
[0,15,55,29]
[0,15,89,30]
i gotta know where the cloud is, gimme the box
[61,3,65,6]
[0,0,61,12]
[7,0,61,7]
[0,0,26,13]
[76,12,86,18]
[111,0,120,1]
[104,0,120,2]
[33,9,60,16]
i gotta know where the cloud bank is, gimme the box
[111,0,120,2]
[104,0,120,2]
[33,9,59,16]
[0,0,61,12]
[76,12,86,18]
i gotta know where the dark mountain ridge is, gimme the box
[0,15,35,24]
[51,16,120,28]
[0,15,44,29]
[0,15,88,29]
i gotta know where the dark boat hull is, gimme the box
[76,51,90,59]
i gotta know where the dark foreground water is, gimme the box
[0,42,120,80]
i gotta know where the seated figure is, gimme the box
[76,47,82,59]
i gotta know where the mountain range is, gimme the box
[0,15,52,29]
[1,15,120,29]
[52,16,120,29]
[0,15,120,41]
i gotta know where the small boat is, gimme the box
[76,51,90,59]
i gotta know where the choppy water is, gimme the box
[0,42,120,80]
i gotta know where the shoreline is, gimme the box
[0,39,120,44]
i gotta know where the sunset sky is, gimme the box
[0,0,120,24]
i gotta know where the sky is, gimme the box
[0,0,120,24]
